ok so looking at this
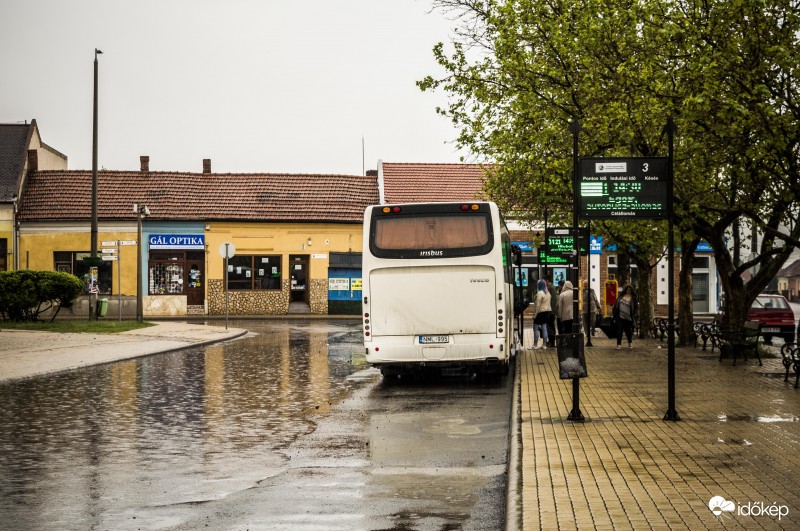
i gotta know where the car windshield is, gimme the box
[752,296,790,310]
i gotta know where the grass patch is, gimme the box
[0,320,155,334]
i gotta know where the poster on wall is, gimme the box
[329,278,350,291]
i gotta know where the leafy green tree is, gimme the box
[420,0,800,335]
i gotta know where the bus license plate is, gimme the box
[762,327,779,333]
[419,335,449,344]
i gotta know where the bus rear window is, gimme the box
[372,214,492,257]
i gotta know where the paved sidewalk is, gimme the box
[0,322,248,383]
[516,331,800,530]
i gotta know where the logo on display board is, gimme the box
[149,234,205,250]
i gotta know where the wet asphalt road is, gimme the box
[0,319,513,530]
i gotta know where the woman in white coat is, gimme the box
[531,279,551,349]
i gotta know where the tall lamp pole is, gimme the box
[90,48,102,320]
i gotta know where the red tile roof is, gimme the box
[18,171,379,223]
[380,162,491,204]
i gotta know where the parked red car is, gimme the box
[747,294,797,344]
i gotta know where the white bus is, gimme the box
[361,201,522,377]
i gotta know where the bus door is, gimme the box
[290,254,309,303]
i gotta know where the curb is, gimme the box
[505,349,523,530]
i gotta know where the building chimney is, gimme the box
[27,149,38,172]
[366,169,378,177]
[203,159,211,174]
[140,155,150,172]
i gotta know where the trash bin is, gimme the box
[97,298,109,318]
[557,333,587,379]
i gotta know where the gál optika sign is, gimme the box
[149,234,205,250]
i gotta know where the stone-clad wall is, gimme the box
[309,278,328,314]
[208,279,290,315]
[144,295,187,317]
[207,279,329,315]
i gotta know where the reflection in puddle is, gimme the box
[717,413,799,423]
[0,319,367,529]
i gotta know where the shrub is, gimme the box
[0,270,84,322]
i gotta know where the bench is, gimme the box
[781,343,799,388]
[697,321,722,352]
[652,317,678,342]
[718,320,762,366]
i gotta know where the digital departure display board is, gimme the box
[578,157,669,219]
[541,228,588,264]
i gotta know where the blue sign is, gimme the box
[149,234,205,250]
[512,241,534,252]
[696,241,713,253]
[590,236,603,254]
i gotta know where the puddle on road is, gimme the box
[0,319,370,529]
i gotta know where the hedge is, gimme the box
[0,270,85,322]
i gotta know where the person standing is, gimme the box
[546,279,558,347]
[613,284,639,349]
[531,279,551,349]
[581,281,599,339]
[556,280,575,335]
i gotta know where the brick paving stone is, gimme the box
[518,329,800,530]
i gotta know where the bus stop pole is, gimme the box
[664,117,680,421]
[568,119,585,422]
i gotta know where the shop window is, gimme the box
[53,251,112,295]
[149,262,185,294]
[149,253,185,294]
[227,255,281,290]
[329,252,361,268]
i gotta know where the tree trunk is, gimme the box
[632,255,655,339]
[617,252,631,289]
[678,237,700,347]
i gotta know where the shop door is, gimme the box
[327,267,362,314]
[186,252,205,306]
[692,272,709,313]
[290,255,309,303]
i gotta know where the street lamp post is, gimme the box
[90,48,102,320]
[134,203,150,322]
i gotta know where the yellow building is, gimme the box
[0,120,67,271]
[17,159,376,317]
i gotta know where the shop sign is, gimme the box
[590,236,603,254]
[149,234,205,250]
[512,241,533,252]
[329,278,350,291]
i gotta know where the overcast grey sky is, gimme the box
[1,0,465,175]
